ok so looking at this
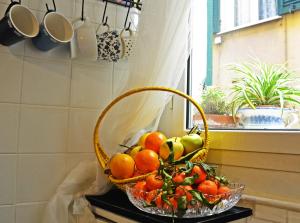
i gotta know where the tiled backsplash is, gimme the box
[0,0,128,222]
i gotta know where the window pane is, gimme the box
[220,0,277,31]
[259,0,277,19]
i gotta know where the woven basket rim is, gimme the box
[93,86,209,186]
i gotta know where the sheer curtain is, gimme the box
[43,0,191,222]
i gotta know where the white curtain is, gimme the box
[43,0,191,222]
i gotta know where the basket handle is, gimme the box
[93,86,209,169]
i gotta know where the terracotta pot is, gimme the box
[193,113,236,128]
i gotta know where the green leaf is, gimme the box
[189,190,203,202]
[179,161,194,175]
[181,175,197,186]
[190,190,222,210]
[178,196,188,210]
[215,176,229,185]
[162,169,172,180]
[173,149,202,165]
[167,141,175,163]
[161,192,172,207]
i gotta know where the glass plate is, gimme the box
[126,183,245,218]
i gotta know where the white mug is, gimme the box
[71,18,97,61]
[120,28,136,59]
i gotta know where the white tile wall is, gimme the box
[0,205,15,223]
[68,108,99,153]
[0,104,19,153]
[21,58,71,106]
[0,155,16,205]
[0,53,23,103]
[18,105,69,153]
[70,62,113,108]
[16,154,67,202]
[16,202,46,223]
[0,0,129,221]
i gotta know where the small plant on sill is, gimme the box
[200,86,231,115]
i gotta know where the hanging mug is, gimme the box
[120,28,136,59]
[32,7,73,51]
[96,24,122,62]
[70,17,97,61]
[0,0,39,46]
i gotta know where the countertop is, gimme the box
[86,188,252,223]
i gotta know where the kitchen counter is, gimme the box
[86,188,252,223]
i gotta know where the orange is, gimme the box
[145,190,158,204]
[146,174,163,191]
[133,181,147,199]
[197,180,218,195]
[175,185,193,201]
[155,192,163,208]
[134,149,160,173]
[172,172,186,184]
[217,186,230,198]
[144,132,167,153]
[191,165,207,184]
[109,153,135,179]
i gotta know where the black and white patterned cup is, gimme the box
[96,25,122,62]
[32,10,73,51]
[0,0,39,46]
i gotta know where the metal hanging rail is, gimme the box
[102,0,142,10]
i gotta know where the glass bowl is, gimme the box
[125,183,245,218]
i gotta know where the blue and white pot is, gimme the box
[236,107,299,129]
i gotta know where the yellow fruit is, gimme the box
[109,153,135,179]
[138,132,150,148]
[129,145,143,159]
[159,137,184,160]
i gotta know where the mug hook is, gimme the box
[101,1,109,26]
[11,0,21,4]
[46,0,56,12]
[81,0,85,21]
[124,0,132,30]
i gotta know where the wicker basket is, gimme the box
[93,86,209,189]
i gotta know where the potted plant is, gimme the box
[229,60,300,128]
[193,86,235,128]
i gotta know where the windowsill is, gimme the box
[216,15,282,36]
[207,130,300,154]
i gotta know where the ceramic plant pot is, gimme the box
[236,107,299,129]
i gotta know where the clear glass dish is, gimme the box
[125,183,245,218]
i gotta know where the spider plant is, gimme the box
[229,60,300,116]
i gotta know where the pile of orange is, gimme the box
[131,163,230,211]
[108,131,167,179]
[107,130,232,213]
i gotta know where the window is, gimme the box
[187,0,300,131]
[220,0,277,32]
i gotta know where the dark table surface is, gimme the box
[86,188,252,223]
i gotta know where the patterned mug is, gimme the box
[96,24,122,62]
